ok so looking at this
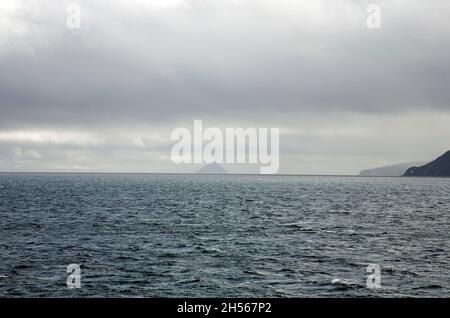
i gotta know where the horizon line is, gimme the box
[0,171,435,178]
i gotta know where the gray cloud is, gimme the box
[1,0,450,128]
[0,0,449,173]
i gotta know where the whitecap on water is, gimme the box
[331,278,362,289]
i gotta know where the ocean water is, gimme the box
[0,173,448,297]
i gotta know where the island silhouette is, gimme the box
[404,150,450,177]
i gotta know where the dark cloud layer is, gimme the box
[1,0,449,174]
[1,0,449,129]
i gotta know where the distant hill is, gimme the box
[404,150,450,177]
[196,163,227,174]
[359,162,425,177]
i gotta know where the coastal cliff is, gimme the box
[404,150,450,177]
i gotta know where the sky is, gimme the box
[0,0,449,174]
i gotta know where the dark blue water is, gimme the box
[0,173,448,297]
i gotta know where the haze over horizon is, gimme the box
[1,0,449,174]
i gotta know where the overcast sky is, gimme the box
[0,0,449,174]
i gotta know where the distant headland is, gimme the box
[359,161,425,177]
[359,150,450,177]
[404,150,450,177]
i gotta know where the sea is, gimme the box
[0,173,448,297]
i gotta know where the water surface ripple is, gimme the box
[0,173,448,297]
